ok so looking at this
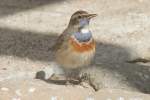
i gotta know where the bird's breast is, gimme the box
[69,36,95,53]
[55,35,95,69]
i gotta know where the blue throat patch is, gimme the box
[73,31,92,42]
[73,18,92,42]
[80,19,89,27]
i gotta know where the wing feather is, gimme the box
[51,29,69,52]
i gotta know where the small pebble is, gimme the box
[138,0,143,3]
[2,68,7,70]
[86,96,94,100]
[117,97,125,100]
[12,97,21,100]
[51,96,57,100]
[143,74,149,79]
[28,87,36,93]
[1,87,9,91]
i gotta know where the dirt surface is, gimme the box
[0,0,150,99]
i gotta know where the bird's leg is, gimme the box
[64,69,82,85]
[65,76,73,85]
[79,72,100,91]
[77,72,91,88]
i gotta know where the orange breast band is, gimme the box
[69,37,95,53]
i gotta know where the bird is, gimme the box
[51,10,97,83]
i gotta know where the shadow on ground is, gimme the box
[0,27,57,61]
[0,0,65,18]
[0,27,150,93]
[93,43,150,93]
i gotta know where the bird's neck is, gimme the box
[73,26,92,42]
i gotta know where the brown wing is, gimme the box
[51,29,69,52]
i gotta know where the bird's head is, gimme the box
[68,10,97,30]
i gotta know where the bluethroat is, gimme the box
[51,10,97,82]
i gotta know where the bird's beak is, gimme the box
[87,13,97,19]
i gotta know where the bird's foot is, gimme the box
[65,77,81,85]
[79,73,100,91]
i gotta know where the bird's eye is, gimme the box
[78,15,81,19]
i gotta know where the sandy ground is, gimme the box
[0,0,150,99]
